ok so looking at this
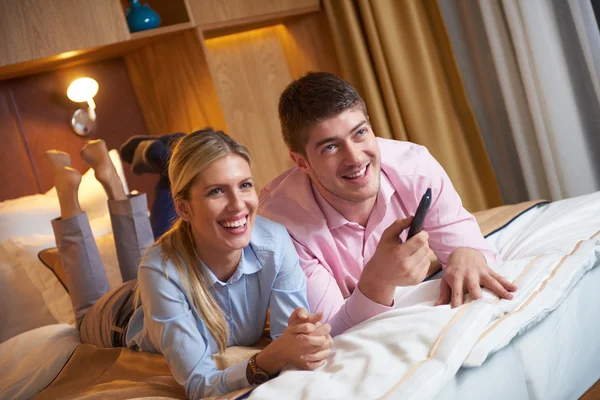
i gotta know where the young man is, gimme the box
[258,72,517,336]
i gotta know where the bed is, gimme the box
[1,152,599,400]
[436,263,600,400]
[432,204,600,400]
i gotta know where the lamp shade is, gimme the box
[67,77,99,103]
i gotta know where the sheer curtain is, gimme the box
[440,0,600,202]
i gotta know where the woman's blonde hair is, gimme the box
[157,128,250,353]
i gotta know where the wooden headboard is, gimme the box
[0,57,156,204]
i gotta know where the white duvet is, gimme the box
[0,324,80,400]
[250,192,600,400]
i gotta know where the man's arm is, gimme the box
[436,248,516,307]
[293,217,431,336]
[417,148,517,306]
[294,242,394,337]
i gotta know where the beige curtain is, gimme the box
[323,0,503,211]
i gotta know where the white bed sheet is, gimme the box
[434,208,600,400]
[435,262,600,400]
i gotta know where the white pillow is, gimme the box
[0,324,80,400]
[0,149,127,242]
[2,217,122,330]
[0,240,58,342]
[0,148,129,340]
[0,193,60,243]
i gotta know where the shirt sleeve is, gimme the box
[418,148,501,268]
[294,242,393,337]
[268,226,311,339]
[137,266,251,399]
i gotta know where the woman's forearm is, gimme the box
[254,339,288,376]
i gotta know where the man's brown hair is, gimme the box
[278,72,367,156]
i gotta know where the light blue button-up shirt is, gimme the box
[125,216,309,399]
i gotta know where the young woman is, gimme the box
[46,130,333,399]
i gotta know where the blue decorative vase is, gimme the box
[126,0,161,33]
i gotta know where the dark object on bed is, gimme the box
[120,133,184,238]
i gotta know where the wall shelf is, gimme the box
[120,0,193,31]
[129,22,194,40]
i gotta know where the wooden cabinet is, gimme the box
[187,0,320,30]
[0,0,338,191]
[0,0,130,66]
[0,0,322,77]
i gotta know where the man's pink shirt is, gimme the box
[259,138,500,336]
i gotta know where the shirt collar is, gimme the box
[311,169,396,230]
[312,183,348,230]
[379,169,397,211]
[199,246,262,287]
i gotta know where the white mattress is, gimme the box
[433,210,600,400]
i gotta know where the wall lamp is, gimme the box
[67,77,98,136]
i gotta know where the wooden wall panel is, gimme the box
[202,11,341,189]
[204,27,294,189]
[279,12,341,78]
[0,85,40,200]
[0,0,129,67]
[1,58,156,203]
[124,30,227,136]
[188,0,319,30]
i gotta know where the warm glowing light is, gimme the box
[67,77,98,104]
[205,24,285,48]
